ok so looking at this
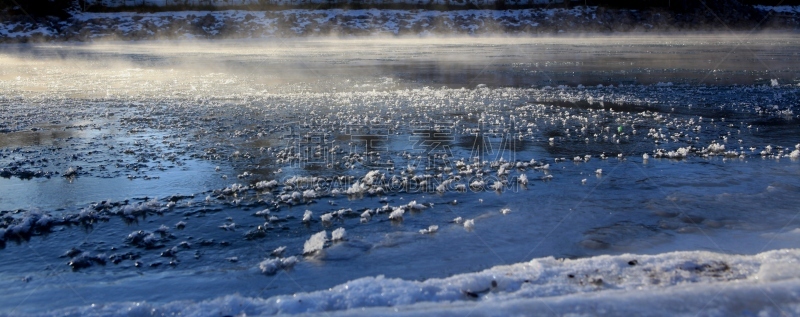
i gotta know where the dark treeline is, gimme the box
[1,0,73,17]
[2,0,799,18]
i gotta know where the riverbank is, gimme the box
[1,5,798,42]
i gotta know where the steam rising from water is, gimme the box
[2,35,799,99]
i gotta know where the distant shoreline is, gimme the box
[1,5,798,43]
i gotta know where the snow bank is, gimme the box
[27,249,800,316]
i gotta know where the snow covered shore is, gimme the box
[1,5,798,42]
[18,248,800,316]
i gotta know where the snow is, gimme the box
[258,256,299,275]
[345,181,367,195]
[406,200,427,210]
[302,210,313,223]
[517,173,528,185]
[320,212,333,223]
[469,179,485,189]
[388,207,405,220]
[32,249,800,316]
[463,218,475,229]
[302,189,317,199]
[755,5,800,13]
[490,181,504,191]
[362,170,382,185]
[419,224,438,234]
[255,179,278,190]
[303,230,328,254]
[706,143,726,154]
[331,227,346,241]
[271,246,287,256]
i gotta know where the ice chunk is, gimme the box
[518,173,528,185]
[271,246,286,256]
[389,208,405,220]
[470,180,485,189]
[331,227,346,241]
[707,143,726,154]
[291,191,302,201]
[303,230,327,255]
[363,170,382,185]
[259,256,299,275]
[345,181,367,195]
[420,225,439,234]
[63,166,77,177]
[407,200,427,210]
[302,189,317,199]
[258,258,281,275]
[491,181,505,191]
[464,219,475,230]
[256,180,278,190]
[320,212,333,223]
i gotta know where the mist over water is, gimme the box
[2,35,800,97]
[1,35,800,315]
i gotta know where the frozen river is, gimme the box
[1,35,800,316]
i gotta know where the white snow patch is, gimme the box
[389,207,405,220]
[303,230,327,254]
[42,249,800,316]
[258,256,299,275]
[320,212,333,223]
[331,227,346,241]
[463,219,475,230]
[419,225,439,234]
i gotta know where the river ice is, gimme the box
[1,36,799,316]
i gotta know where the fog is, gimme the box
[2,34,799,100]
